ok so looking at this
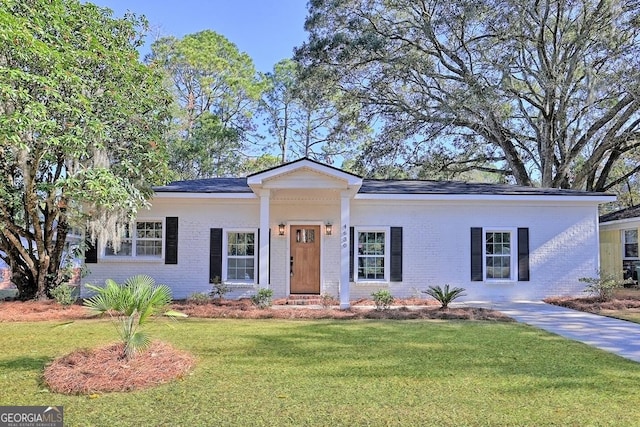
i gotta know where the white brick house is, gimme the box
[82,158,615,307]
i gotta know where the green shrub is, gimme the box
[251,288,273,308]
[371,289,394,310]
[580,271,627,301]
[210,278,230,300]
[423,284,466,309]
[187,292,210,304]
[84,275,186,359]
[50,283,76,307]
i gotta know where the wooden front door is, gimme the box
[290,225,321,294]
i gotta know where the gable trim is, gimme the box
[247,158,362,188]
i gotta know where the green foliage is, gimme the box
[210,278,230,300]
[237,154,283,175]
[147,30,267,179]
[298,0,640,191]
[49,283,76,307]
[580,272,627,302]
[83,275,184,358]
[187,292,210,305]
[251,288,274,308]
[260,58,367,164]
[371,289,394,310]
[166,112,243,179]
[423,285,466,309]
[0,0,173,300]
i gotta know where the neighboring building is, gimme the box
[81,158,615,307]
[599,205,640,283]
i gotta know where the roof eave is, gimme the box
[354,193,617,203]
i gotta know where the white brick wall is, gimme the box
[350,200,599,301]
[82,194,602,303]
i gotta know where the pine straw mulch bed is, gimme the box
[171,298,515,321]
[0,299,94,322]
[0,298,515,322]
[544,295,640,313]
[43,341,195,395]
[544,286,640,314]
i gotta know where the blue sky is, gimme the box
[90,0,310,73]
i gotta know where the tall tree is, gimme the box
[261,59,369,164]
[297,0,640,189]
[260,59,299,163]
[147,30,266,178]
[0,0,172,299]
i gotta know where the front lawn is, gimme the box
[2,318,640,426]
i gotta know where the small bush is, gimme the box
[50,283,76,307]
[84,275,185,359]
[251,288,273,308]
[187,292,210,304]
[580,272,627,302]
[320,293,337,309]
[371,289,394,310]
[210,278,230,300]
[423,284,466,309]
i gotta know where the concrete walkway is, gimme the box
[476,300,640,363]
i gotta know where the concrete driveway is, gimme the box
[476,300,640,363]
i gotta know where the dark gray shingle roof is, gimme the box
[600,205,640,223]
[154,178,252,193]
[359,179,607,196]
[154,177,609,197]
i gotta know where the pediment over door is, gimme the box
[247,158,362,196]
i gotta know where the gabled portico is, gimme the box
[247,158,362,308]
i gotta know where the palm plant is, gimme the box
[423,284,466,309]
[84,275,184,359]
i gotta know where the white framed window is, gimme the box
[623,229,638,259]
[355,227,390,282]
[622,229,639,281]
[484,229,516,281]
[223,230,256,283]
[104,220,163,258]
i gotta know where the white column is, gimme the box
[259,190,270,289]
[339,192,351,309]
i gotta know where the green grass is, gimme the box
[2,318,640,426]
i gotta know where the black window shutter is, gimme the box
[390,227,403,281]
[85,236,97,264]
[518,227,530,281]
[165,217,178,265]
[210,228,223,283]
[349,227,354,281]
[471,227,483,281]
